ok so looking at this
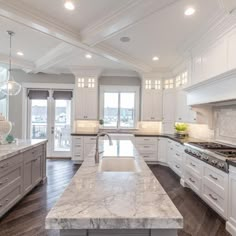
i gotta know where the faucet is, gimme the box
[95,132,113,164]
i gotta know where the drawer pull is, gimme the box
[209,174,218,180]
[209,193,217,201]
[170,148,173,150]
[0,182,3,185]
[190,163,196,167]
[175,165,180,169]
[189,178,195,183]
[143,156,149,158]
[143,146,150,148]
[5,199,9,202]
[144,139,150,141]
[0,163,9,169]
[176,153,180,157]
[0,204,2,207]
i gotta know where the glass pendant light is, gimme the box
[0,31,21,96]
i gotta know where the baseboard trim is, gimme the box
[226,221,236,236]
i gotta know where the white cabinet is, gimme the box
[162,90,176,122]
[175,90,196,123]
[72,136,84,162]
[157,137,168,164]
[142,78,162,121]
[83,136,96,158]
[75,77,98,120]
[135,137,158,162]
[226,165,236,235]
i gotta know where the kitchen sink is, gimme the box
[98,157,140,172]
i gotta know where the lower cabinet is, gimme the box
[0,143,46,218]
[226,165,236,235]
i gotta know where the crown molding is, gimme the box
[101,69,140,77]
[70,66,103,78]
[81,0,179,46]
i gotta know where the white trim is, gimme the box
[99,85,140,129]
[22,83,74,90]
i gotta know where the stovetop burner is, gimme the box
[188,142,236,150]
[213,150,236,158]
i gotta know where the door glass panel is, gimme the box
[54,100,71,152]
[120,93,135,128]
[31,100,47,139]
[103,93,119,128]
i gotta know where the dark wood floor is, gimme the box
[0,161,231,236]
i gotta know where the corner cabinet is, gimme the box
[141,78,163,121]
[75,77,98,120]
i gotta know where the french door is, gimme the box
[27,89,73,158]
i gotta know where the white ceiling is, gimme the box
[0,0,228,75]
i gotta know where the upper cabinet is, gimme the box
[142,78,162,121]
[191,27,236,85]
[75,77,98,120]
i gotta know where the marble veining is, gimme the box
[46,140,183,230]
[0,139,47,161]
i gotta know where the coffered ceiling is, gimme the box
[0,0,232,75]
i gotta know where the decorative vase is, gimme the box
[0,113,12,144]
[175,130,188,138]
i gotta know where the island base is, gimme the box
[60,229,177,236]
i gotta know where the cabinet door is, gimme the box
[157,138,167,163]
[142,90,153,121]
[163,90,176,122]
[23,158,33,193]
[175,90,188,122]
[75,89,85,119]
[32,155,42,185]
[85,89,98,120]
[152,91,163,120]
[228,169,236,228]
[84,143,95,159]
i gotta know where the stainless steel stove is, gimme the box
[185,142,236,172]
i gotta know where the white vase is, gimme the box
[0,113,12,144]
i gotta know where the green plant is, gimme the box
[99,119,104,125]
[174,123,188,132]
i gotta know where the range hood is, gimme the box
[185,69,236,106]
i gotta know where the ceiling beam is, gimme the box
[81,0,180,46]
[0,1,153,73]
[30,43,75,73]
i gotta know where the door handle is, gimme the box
[51,127,54,134]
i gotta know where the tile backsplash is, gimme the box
[188,124,214,141]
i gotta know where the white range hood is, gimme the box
[185,69,236,106]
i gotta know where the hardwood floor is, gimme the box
[0,161,231,236]
[149,165,231,236]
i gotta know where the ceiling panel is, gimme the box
[15,0,129,32]
[104,0,222,70]
[0,17,61,61]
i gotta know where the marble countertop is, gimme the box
[0,139,47,162]
[228,160,236,168]
[46,140,183,230]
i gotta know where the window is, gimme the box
[164,79,174,89]
[100,86,139,129]
[144,79,162,90]
[175,71,188,88]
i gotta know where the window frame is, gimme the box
[99,85,140,129]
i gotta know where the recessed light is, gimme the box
[64,1,75,10]
[17,51,24,56]
[85,54,92,59]
[120,36,130,43]
[152,56,159,61]
[185,7,195,16]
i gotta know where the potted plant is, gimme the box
[99,119,104,129]
[174,123,189,138]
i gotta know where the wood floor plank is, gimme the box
[0,161,231,236]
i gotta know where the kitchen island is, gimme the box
[0,139,47,218]
[46,140,183,236]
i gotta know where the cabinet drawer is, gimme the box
[84,136,97,144]
[185,154,202,175]
[135,137,157,145]
[74,147,83,155]
[139,153,157,161]
[202,183,225,217]
[185,170,201,195]
[0,179,22,217]
[173,151,182,163]
[172,160,182,177]
[203,165,225,189]
[73,137,83,145]
[136,144,157,153]
[0,154,23,176]
[0,163,23,192]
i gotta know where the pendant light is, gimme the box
[0,31,21,96]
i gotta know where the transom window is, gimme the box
[175,71,188,88]
[100,86,139,129]
[164,79,174,89]
[144,79,161,90]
